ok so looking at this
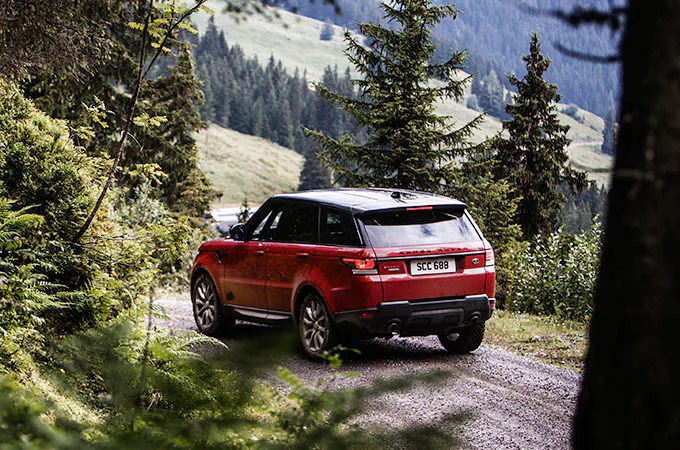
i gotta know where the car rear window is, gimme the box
[359,207,480,247]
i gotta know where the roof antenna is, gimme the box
[391,191,401,199]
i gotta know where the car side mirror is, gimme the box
[229,223,245,241]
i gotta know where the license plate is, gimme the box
[410,258,456,275]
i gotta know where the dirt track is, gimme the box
[157,292,580,449]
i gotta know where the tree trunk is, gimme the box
[573,1,680,448]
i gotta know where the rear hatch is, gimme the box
[358,205,487,301]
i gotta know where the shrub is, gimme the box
[0,82,199,347]
[508,221,602,322]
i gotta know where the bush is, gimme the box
[0,82,199,357]
[508,222,602,322]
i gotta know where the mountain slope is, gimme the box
[193,1,612,186]
[286,0,622,117]
[192,4,355,81]
[194,124,303,204]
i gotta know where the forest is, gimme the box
[285,0,623,117]
[1,0,678,448]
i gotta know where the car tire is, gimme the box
[298,292,336,360]
[192,273,234,337]
[438,322,485,353]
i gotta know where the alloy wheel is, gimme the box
[301,296,329,353]
[194,278,217,330]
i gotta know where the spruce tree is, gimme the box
[134,45,215,215]
[305,0,481,191]
[495,33,586,238]
[601,108,617,155]
[319,19,335,41]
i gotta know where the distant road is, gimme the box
[157,292,579,449]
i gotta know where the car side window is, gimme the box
[320,207,361,246]
[247,204,276,241]
[269,203,318,244]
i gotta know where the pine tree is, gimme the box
[299,148,332,191]
[494,33,586,238]
[135,45,215,215]
[319,19,335,41]
[305,0,482,191]
[473,70,508,119]
[601,108,617,155]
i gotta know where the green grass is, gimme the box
[193,1,356,82]
[486,310,587,371]
[195,1,612,186]
[193,123,304,205]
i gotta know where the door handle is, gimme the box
[296,252,309,258]
[255,250,265,256]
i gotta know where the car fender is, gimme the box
[290,279,329,319]
[191,251,225,302]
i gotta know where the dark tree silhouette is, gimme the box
[573,0,680,447]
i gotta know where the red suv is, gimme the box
[191,189,495,358]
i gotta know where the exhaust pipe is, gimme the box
[470,313,481,324]
[387,321,400,335]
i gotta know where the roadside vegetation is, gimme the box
[486,311,587,371]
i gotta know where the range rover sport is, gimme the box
[190,189,496,359]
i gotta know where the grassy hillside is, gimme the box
[195,1,612,186]
[194,124,303,205]
[193,1,355,81]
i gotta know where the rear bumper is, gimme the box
[334,294,494,337]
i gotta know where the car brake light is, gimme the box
[341,258,377,275]
[485,248,495,266]
[406,206,433,211]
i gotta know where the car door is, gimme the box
[264,201,318,312]
[220,204,276,311]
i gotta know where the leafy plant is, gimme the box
[508,221,602,322]
[1,318,465,449]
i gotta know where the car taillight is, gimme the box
[341,258,377,275]
[485,248,495,267]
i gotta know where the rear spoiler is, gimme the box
[356,203,467,218]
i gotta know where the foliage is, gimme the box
[560,181,608,234]
[23,1,215,219]
[0,0,113,81]
[305,0,482,191]
[0,84,199,364]
[562,104,584,124]
[0,319,463,449]
[128,45,217,216]
[494,33,587,239]
[508,221,602,322]
[0,80,101,293]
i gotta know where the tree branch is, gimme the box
[553,42,621,63]
[518,3,628,31]
[75,0,207,241]
[141,0,208,80]
[75,0,155,242]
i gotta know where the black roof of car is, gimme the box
[271,188,465,213]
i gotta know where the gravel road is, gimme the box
[156,292,580,449]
